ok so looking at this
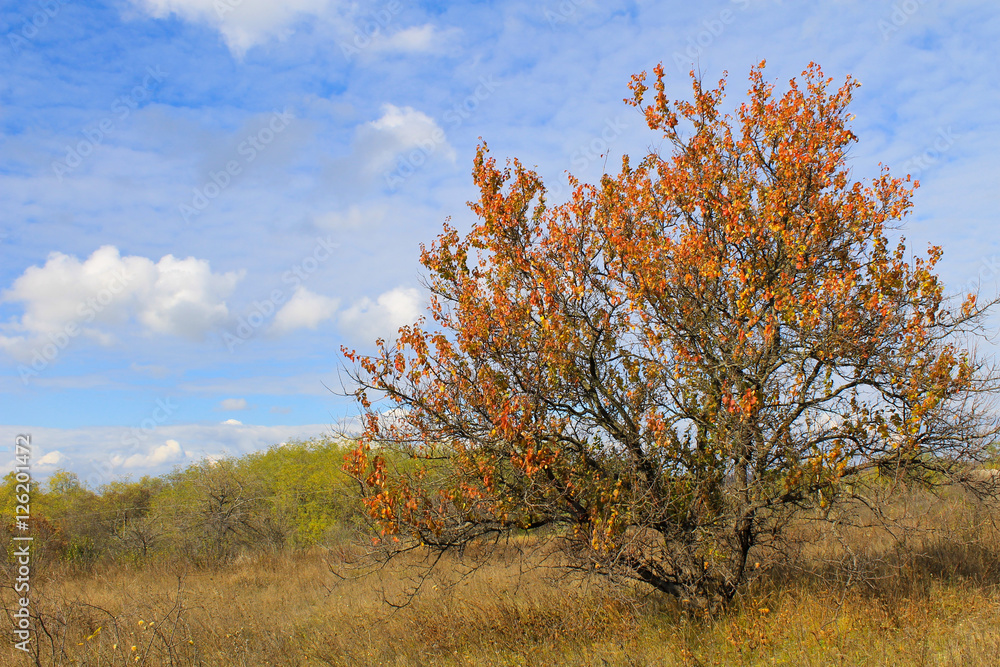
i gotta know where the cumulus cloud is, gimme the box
[36,451,64,467]
[128,0,334,57]
[1,245,146,351]
[270,286,339,335]
[322,105,455,192]
[340,286,422,343]
[112,439,186,469]
[356,104,454,175]
[219,398,248,410]
[222,418,243,425]
[1,423,337,484]
[0,245,243,361]
[137,254,243,338]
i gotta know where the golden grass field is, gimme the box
[4,486,1000,666]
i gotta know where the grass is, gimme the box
[3,488,999,666]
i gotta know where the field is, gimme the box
[3,484,999,666]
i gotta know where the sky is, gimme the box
[1,0,998,485]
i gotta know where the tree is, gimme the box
[151,460,285,563]
[342,61,1000,605]
[186,460,287,562]
[100,477,164,561]
[42,470,103,564]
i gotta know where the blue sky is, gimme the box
[1,0,998,485]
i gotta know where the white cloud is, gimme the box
[137,254,243,339]
[368,103,441,145]
[322,105,455,190]
[219,398,248,410]
[1,245,147,353]
[356,104,455,175]
[36,451,64,467]
[270,286,339,335]
[129,2,456,60]
[376,406,409,431]
[340,286,422,343]
[371,24,459,54]
[113,439,186,469]
[0,245,243,361]
[0,423,337,484]
[222,418,243,425]
[128,0,334,57]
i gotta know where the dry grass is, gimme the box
[3,489,1000,666]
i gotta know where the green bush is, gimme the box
[2,437,364,569]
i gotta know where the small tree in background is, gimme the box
[343,61,1000,605]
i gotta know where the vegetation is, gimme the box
[2,478,999,665]
[1,438,363,571]
[1,435,998,664]
[342,60,1000,606]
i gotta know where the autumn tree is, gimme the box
[342,62,1000,604]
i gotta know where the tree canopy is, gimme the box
[342,61,999,604]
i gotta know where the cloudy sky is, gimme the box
[1,0,998,484]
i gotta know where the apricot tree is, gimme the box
[342,62,999,603]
